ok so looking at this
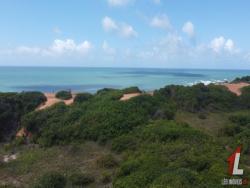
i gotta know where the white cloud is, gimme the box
[120,24,137,38]
[210,36,225,53]
[102,16,137,38]
[102,41,116,55]
[224,39,234,52]
[4,39,92,57]
[182,21,195,38]
[210,36,236,53]
[150,14,171,30]
[102,17,118,32]
[107,0,132,7]
[49,39,92,55]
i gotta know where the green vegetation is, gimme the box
[239,86,250,108]
[154,84,238,112]
[68,172,95,186]
[55,90,72,100]
[1,80,250,187]
[32,171,67,188]
[74,92,93,103]
[232,75,250,83]
[0,91,46,142]
[122,86,142,94]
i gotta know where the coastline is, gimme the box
[34,81,249,110]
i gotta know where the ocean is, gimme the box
[1,67,250,93]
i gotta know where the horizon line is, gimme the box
[1,65,250,71]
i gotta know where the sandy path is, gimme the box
[120,93,142,101]
[222,82,250,96]
[120,91,154,101]
[36,93,75,110]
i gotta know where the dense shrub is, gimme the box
[226,111,250,154]
[112,134,138,153]
[141,121,208,144]
[122,86,142,94]
[55,90,72,100]
[229,112,250,126]
[21,92,160,146]
[33,172,66,188]
[95,88,123,101]
[221,124,242,136]
[74,92,93,103]
[152,102,176,120]
[96,88,117,95]
[239,86,250,108]
[232,75,250,83]
[154,83,237,112]
[0,92,46,142]
[113,121,226,188]
[17,91,47,112]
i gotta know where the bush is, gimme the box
[0,92,46,142]
[55,90,72,100]
[33,172,66,188]
[112,135,138,153]
[229,113,250,126]
[154,84,237,112]
[152,103,176,120]
[239,86,250,108]
[68,172,94,186]
[232,75,250,83]
[141,121,207,144]
[74,92,93,103]
[122,86,142,94]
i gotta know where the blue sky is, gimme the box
[0,0,250,69]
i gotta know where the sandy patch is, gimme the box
[222,82,250,96]
[3,154,17,163]
[120,93,142,101]
[36,93,75,110]
[120,91,154,101]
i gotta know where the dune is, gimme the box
[222,82,250,96]
[36,93,75,110]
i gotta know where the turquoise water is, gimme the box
[1,67,250,93]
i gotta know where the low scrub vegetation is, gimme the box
[1,81,250,187]
[55,90,72,100]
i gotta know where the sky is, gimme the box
[0,0,250,69]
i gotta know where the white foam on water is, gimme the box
[187,79,228,86]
